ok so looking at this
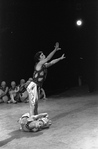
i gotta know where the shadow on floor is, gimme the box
[0,129,43,147]
[51,99,98,122]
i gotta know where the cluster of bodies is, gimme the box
[0,79,46,104]
[1,42,65,132]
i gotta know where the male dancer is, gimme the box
[28,42,65,115]
[19,42,65,131]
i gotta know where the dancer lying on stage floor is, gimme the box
[18,42,65,131]
[19,112,51,132]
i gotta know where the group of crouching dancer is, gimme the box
[0,79,46,104]
[0,79,28,104]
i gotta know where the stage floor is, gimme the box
[0,85,98,149]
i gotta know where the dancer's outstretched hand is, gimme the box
[60,54,66,60]
[55,42,61,51]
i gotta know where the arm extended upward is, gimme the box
[45,54,66,67]
[39,42,61,65]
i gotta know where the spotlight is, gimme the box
[76,19,82,26]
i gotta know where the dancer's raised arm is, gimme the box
[45,54,66,68]
[39,42,61,65]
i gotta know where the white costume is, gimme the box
[27,81,38,116]
[18,81,51,132]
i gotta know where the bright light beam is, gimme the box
[76,19,82,26]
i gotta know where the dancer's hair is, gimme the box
[34,51,43,63]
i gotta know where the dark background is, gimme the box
[0,0,98,95]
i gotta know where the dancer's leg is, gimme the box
[2,95,8,103]
[31,113,48,120]
[27,82,38,116]
[41,88,47,100]
[33,86,40,115]
[34,101,38,115]
[9,94,17,103]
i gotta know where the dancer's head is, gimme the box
[28,120,43,131]
[1,81,6,88]
[11,81,16,88]
[20,79,25,85]
[34,51,46,63]
[28,78,33,81]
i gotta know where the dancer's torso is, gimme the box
[0,86,7,92]
[0,86,8,96]
[33,63,47,87]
